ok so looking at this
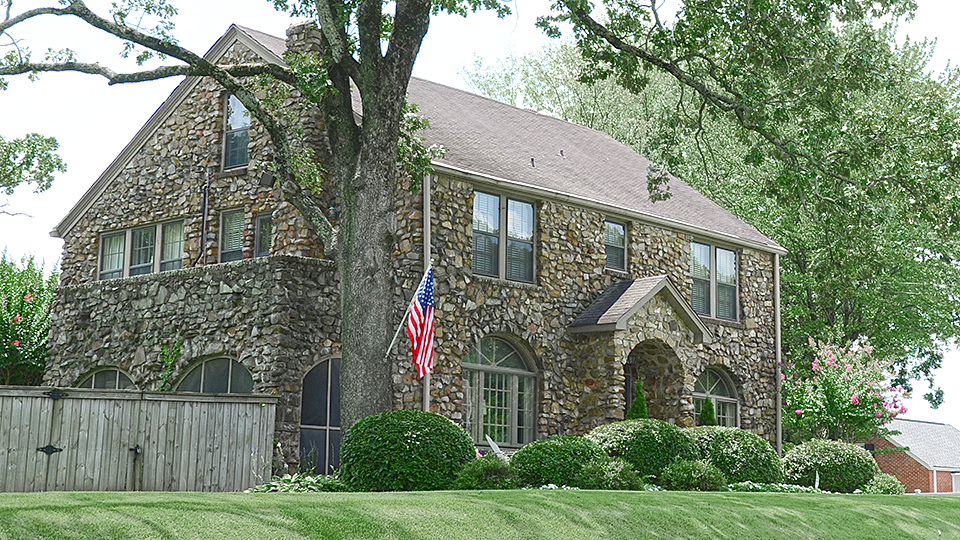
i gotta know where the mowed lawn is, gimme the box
[0,489,957,539]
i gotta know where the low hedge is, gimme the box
[586,419,694,481]
[782,439,880,493]
[452,454,518,490]
[509,435,607,487]
[686,426,783,483]
[659,459,727,491]
[339,410,475,491]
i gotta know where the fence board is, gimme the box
[0,387,276,493]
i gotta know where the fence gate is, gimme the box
[0,387,276,492]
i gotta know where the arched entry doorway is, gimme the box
[624,339,688,423]
[300,357,341,475]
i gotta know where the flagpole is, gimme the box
[422,173,433,413]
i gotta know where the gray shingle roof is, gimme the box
[886,418,960,470]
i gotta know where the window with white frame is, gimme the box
[255,214,272,258]
[693,368,738,427]
[691,242,738,320]
[220,210,244,262]
[224,94,250,169]
[462,336,535,447]
[472,191,534,282]
[76,369,136,390]
[98,221,184,280]
[604,221,626,271]
[176,358,254,394]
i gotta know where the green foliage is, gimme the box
[397,102,446,193]
[0,252,57,385]
[156,334,181,392]
[451,454,517,490]
[509,435,607,488]
[339,410,475,492]
[782,439,880,493]
[245,473,348,493]
[861,473,905,495]
[784,340,906,442]
[575,457,644,491]
[624,380,648,420]
[659,460,727,492]
[586,419,695,481]
[697,398,717,426]
[686,426,783,484]
[0,134,66,195]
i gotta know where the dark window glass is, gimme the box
[604,221,626,270]
[256,215,272,257]
[300,358,341,475]
[221,210,243,262]
[202,358,230,394]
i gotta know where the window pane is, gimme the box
[226,95,250,130]
[178,364,202,392]
[492,338,525,370]
[507,200,533,242]
[301,361,330,427]
[604,221,625,248]
[505,239,533,282]
[229,361,254,394]
[328,429,341,472]
[717,283,736,320]
[256,215,272,257]
[100,233,125,280]
[606,245,625,270]
[221,211,243,262]
[517,375,534,445]
[717,248,736,285]
[130,227,156,276]
[94,370,117,389]
[463,369,477,440]
[691,242,710,280]
[117,372,135,390]
[329,358,341,428]
[472,232,499,276]
[300,428,327,475]
[692,278,710,315]
[160,222,184,271]
[483,372,510,444]
[472,192,499,235]
[202,358,230,394]
[224,130,249,169]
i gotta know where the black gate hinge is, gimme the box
[37,445,63,455]
[42,389,68,400]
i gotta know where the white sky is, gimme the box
[1,0,958,425]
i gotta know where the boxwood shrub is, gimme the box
[862,472,906,495]
[339,409,475,491]
[659,459,727,491]
[686,426,783,483]
[452,454,517,490]
[575,457,645,491]
[509,435,607,487]
[586,419,694,481]
[782,439,880,493]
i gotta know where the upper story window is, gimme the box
[177,357,254,394]
[224,94,250,169]
[693,368,738,427]
[691,242,737,321]
[99,221,184,280]
[604,221,626,271]
[255,214,272,258]
[472,191,534,283]
[220,210,244,262]
[462,336,535,447]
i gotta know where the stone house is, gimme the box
[864,418,960,493]
[45,23,786,473]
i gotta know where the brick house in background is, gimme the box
[44,23,785,473]
[865,418,960,493]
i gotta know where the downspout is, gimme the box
[775,253,782,456]
[422,173,432,413]
[193,171,210,267]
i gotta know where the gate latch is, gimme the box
[37,445,62,455]
[129,444,141,455]
[42,389,68,400]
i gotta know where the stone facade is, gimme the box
[46,23,782,469]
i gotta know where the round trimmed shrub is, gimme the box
[686,426,783,483]
[782,439,880,493]
[452,454,517,490]
[862,473,905,495]
[586,419,695,481]
[339,410,475,491]
[575,457,645,490]
[660,459,728,491]
[509,435,607,487]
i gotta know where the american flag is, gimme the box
[407,267,434,379]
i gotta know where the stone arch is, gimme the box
[625,339,689,424]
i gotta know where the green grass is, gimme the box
[0,490,957,539]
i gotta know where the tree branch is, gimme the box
[0,60,296,85]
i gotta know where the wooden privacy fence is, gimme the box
[0,387,276,493]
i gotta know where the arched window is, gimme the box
[300,357,341,475]
[462,336,535,447]
[176,358,254,394]
[76,369,136,390]
[694,368,738,427]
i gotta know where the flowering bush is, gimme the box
[0,253,57,385]
[727,481,827,493]
[782,439,879,493]
[783,339,907,442]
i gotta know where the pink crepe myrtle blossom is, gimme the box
[23,293,32,302]
[851,395,859,405]
[12,314,21,323]
[10,340,19,347]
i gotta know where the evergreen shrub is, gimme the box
[862,472,905,495]
[782,439,880,493]
[339,410,475,491]
[452,454,517,490]
[660,459,727,491]
[509,435,607,487]
[625,381,648,420]
[686,426,783,483]
[586,419,695,481]
[698,398,717,426]
[575,458,644,491]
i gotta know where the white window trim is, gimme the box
[462,336,537,447]
[97,220,184,280]
[604,220,627,271]
[691,241,739,321]
[472,191,536,283]
[693,368,739,427]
